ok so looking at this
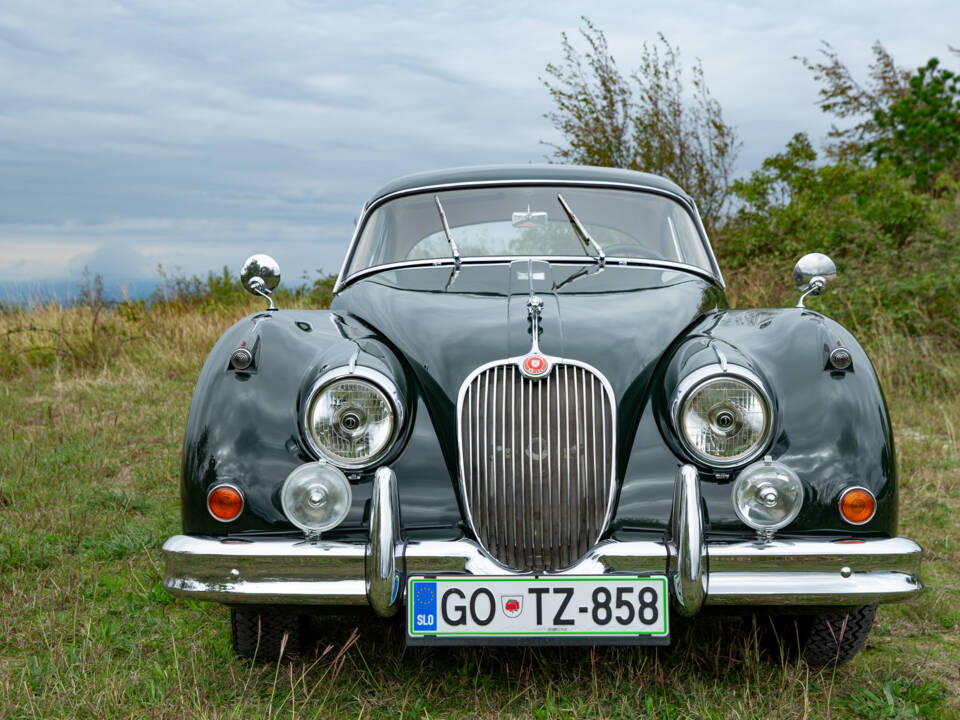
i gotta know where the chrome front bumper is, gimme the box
[163,465,923,616]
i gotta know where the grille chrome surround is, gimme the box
[457,358,616,572]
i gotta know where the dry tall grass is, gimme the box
[0,277,957,718]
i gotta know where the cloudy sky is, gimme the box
[2,0,959,294]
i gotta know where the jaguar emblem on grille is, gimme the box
[521,353,549,377]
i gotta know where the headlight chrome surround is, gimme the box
[671,363,774,468]
[301,366,404,469]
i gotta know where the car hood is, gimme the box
[332,262,724,448]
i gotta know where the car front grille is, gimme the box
[458,361,615,572]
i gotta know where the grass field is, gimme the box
[1,287,957,719]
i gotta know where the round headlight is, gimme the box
[281,461,352,533]
[732,458,803,531]
[303,368,402,467]
[673,365,773,467]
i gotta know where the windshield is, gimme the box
[345,185,713,277]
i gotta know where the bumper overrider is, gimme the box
[162,465,923,617]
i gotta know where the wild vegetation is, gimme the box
[544,17,960,347]
[1,257,957,718]
[1,21,959,720]
[541,19,740,228]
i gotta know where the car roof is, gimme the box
[368,164,692,205]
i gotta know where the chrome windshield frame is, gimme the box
[333,179,725,293]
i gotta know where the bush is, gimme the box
[716,133,960,344]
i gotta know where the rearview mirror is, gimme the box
[512,207,548,229]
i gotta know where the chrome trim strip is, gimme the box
[670,363,775,469]
[688,197,725,285]
[162,534,922,607]
[709,341,728,372]
[403,538,668,577]
[666,215,683,263]
[333,178,725,292]
[671,465,706,616]
[338,256,721,293]
[705,572,920,606]
[707,537,922,575]
[367,467,403,617]
[838,486,878,525]
[300,365,405,470]
[205,483,245,523]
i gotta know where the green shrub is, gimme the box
[716,133,960,344]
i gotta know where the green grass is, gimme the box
[0,288,957,718]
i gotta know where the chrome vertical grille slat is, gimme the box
[458,360,615,572]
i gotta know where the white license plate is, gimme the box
[406,575,669,644]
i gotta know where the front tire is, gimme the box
[231,608,306,661]
[765,605,877,667]
[800,605,877,666]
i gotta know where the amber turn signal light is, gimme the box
[839,487,876,525]
[207,484,244,522]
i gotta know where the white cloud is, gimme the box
[2,0,960,284]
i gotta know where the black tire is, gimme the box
[762,605,877,667]
[800,605,876,667]
[231,608,306,661]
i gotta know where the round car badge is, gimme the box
[521,353,550,378]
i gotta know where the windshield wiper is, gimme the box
[557,194,605,268]
[434,195,462,269]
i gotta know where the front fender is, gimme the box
[614,308,896,538]
[181,309,405,536]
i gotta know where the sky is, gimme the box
[2,0,959,296]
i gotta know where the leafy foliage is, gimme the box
[871,57,960,191]
[725,133,929,261]
[541,17,740,227]
[797,42,960,192]
[795,41,912,162]
[719,133,960,342]
[703,40,960,343]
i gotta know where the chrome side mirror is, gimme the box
[793,253,836,308]
[240,254,281,310]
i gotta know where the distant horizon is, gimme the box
[0,264,338,306]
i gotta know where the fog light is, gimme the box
[280,461,352,533]
[732,458,803,533]
[839,487,876,525]
[207,484,244,522]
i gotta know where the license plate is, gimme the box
[406,575,669,645]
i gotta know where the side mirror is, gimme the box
[792,253,836,308]
[240,254,281,310]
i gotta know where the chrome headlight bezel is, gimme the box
[671,363,774,468]
[301,366,405,469]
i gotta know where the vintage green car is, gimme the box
[163,165,922,664]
